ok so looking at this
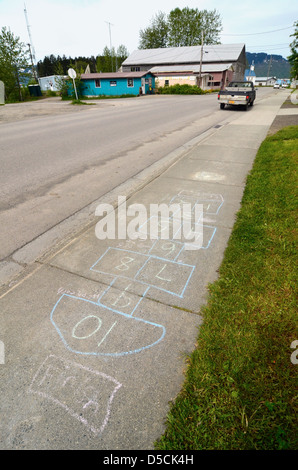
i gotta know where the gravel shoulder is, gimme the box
[0,96,113,123]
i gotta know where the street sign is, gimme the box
[68,68,76,79]
[67,68,78,100]
[0,81,4,105]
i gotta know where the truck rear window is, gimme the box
[228,82,253,88]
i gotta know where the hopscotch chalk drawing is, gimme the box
[51,291,166,357]
[29,355,122,435]
[51,191,224,358]
[33,190,224,436]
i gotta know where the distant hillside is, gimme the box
[246,52,291,79]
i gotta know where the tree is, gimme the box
[117,45,129,63]
[54,62,68,97]
[96,45,129,72]
[96,46,114,72]
[288,21,298,79]
[138,8,222,49]
[168,7,202,47]
[139,11,169,49]
[199,9,222,45]
[0,27,29,101]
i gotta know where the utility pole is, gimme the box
[248,60,254,81]
[266,55,272,84]
[24,3,39,82]
[105,21,114,72]
[198,30,204,88]
[27,43,37,82]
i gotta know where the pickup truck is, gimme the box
[218,81,256,110]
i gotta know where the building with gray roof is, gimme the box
[121,44,246,89]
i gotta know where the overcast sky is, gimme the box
[0,0,296,62]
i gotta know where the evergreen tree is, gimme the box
[96,45,129,72]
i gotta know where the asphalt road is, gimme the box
[0,88,274,260]
[0,87,288,450]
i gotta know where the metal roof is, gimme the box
[81,71,152,79]
[149,63,234,74]
[122,44,245,66]
[255,76,277,81]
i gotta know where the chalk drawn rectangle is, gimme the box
[135,257,194,297]
[170,194,199,207]
[174,191,224,215]
[148,239,184,261]
[91,247,149,279]
[99,280,149,316]
[137,216,182,240]
[115,238,156,254]
[178,224,217,250]
[28,355,122,435]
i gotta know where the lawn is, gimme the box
[155,126,298,450]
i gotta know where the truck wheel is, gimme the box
[250,100,254,106]
[220,103,225,109]
[244,103,248,111]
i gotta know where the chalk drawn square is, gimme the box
[177,224,217,250]
[115,238,155,254]
[99,280,148,316]
[135,258,194,297]
[175,191,224,215]
[137,216,182,240]
[91,247,148,279]
[29,355,122,435]
[170,194,199,208]
[149,239,184,261]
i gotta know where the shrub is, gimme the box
[46,89,57,97]
[158,84,205,95]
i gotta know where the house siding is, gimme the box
[80,74,155,96]
[231,46,246,81]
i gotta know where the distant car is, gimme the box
[282,83,288,88]
[273,83,280,89]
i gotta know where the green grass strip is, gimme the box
[155,126,298,450]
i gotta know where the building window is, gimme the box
[131,67,140,72]
[127,78,134,87]
[95,79,101,88]
[207,75,214,87]
[165,80,169,86]
[110,80,117,86]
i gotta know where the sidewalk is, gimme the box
[0,90,295,450]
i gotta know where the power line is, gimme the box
[247,46,290,52]
[221,25,293,36]
[247,43,289,47]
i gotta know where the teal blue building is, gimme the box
[78,71,155,97]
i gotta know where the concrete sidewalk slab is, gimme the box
[201,124,269,149]
[0,90,289,449]
[162,158,252,186]
[183,143,257,163]
[0,262,200,449]
[277,108,298,115]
